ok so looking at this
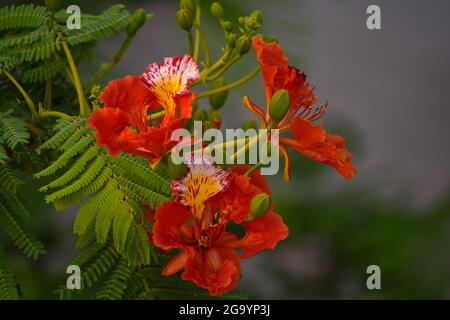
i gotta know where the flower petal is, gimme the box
[283,117,357,180]
[142,55,199,119]
[88,107,129,156]
[234,211,289,259]
[182,247,240,296]
[153,201,191,251]
[100,75,153,132]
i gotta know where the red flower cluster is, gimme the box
[87,36,356,296]
[152,155,288,296]
[88,55,199,166]
[244,37,356,181]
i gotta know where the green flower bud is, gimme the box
[166,156,187,179]
[208,110,222,121]
[236,35,250,55]
[176,9,193,31]
[249,193,271,219]
[221,20,233,32]
[45,0,62,12]
[179,0,195,14]
[238,16,245,26]
[250,10,263,25]
[241,119,257,131]
[127,9,149,36]
[208,78,228,109]
[225,34,237,48]
[269,89,290,121]
[263,35,278,43]
[192,109,208,121]
[203,120,216,131]
[210,2,224,20]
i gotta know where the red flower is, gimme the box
[88,55,199,165]
[152,155,288,296]
[243,37,356,181]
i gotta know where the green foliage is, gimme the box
[35,119,172,266]
[0,4,134,78]
[0,110,30,151]
[0,4,48,31]
[61,4,134,45]
[0,244,19,300]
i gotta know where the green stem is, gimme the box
[44,78,52,110]
[187,31,194,56]
[195,66,261,99]
[25,123,46,138]
[1,69,37,116]
[244,163,263,176]
[205,55,240,82]
[62,41,90,116]
[193,2,202,62]
[88,33,135,90]
[39,111,73,120]
[199,28,211,66]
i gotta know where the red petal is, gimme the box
[283,117,357,180]
[100,75,153,132]
[182,247,240,296]
[162,251,190,276]
[233,211,289,259]
[153,202,191,250]
[88,108,129,156]
[252,37,289,104]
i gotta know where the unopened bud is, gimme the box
[269,89,290,121]
[249,193,271,219]
[210,2,224,20]
[225,34,237,48]
[236,35,250,55]
[208,78,228,109]
[241,119,257,131]
[192,109,208,122]
[263,35,278,43]
[221,20,233,32]
[176,9,193,31]
[179,0,195,14]
[250,10,263,25]
[127,9,149,36]
[208,111,222,128]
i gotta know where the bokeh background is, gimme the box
[2,0,449,299]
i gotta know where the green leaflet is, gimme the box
[0,244,19,300]
[0,111,30,150]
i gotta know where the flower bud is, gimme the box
[192,109,208,121]
[269,89,290,121]
[208,111,222,128]
[225,34,237,48]
[249,193,271,219]
[236,35,250,55]
[45,0,62,12]
[166,156,187,179]
[208,78,228,109]
[263,35,278,43]
[176,9,193,31]
[241,119,257,131]
[179,0,195,14]
[127,9,149,36]
[250,10,263,25]
[203,120,217,131]
[210,2,224,20]
[221,20,233,32]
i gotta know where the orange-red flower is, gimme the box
[152,155,288,296]
[88,55,199,165]
[244,37,356,181]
